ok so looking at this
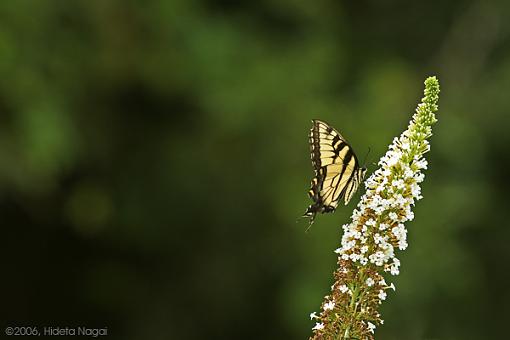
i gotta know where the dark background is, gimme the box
[1,1,510,339]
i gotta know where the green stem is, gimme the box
[343,284,360,339]
[343,267,368,339]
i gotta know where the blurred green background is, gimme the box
[1,1,509,339]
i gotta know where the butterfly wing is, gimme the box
[304,120,365,226]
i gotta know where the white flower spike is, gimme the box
[310,77,440,340]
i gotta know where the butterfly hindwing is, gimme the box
[303,119,367,228]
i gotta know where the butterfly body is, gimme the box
[303,120,367,228]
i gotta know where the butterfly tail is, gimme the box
[301,207,317,232]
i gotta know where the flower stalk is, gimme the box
[309,76,440,339]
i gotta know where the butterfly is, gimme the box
[303,119,367,230]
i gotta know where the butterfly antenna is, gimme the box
[362,147,371,168]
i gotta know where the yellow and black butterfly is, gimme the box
[303,119,367,229]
